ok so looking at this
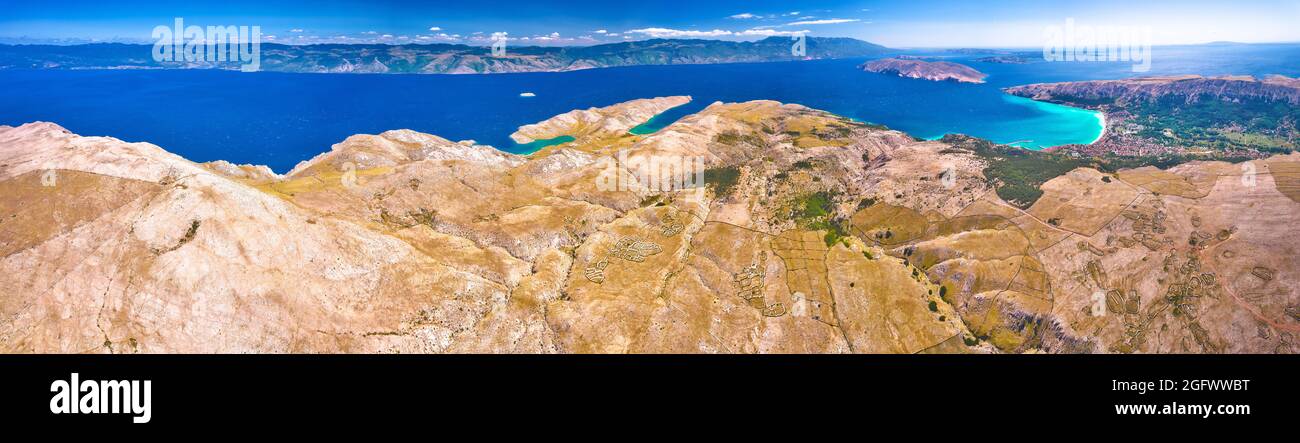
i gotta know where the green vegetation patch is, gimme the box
[943,135,1092,208]
[793,191,834,221]
[1099,94,1296,153]
[704,166,741,198]
[856,197,878,210]
[788,190,850,247]
[713,130,768,148]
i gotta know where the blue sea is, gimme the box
[2,43,1298,173]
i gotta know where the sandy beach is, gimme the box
[1089,111,1107,144]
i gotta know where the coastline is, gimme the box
[996,94,1111,149]
[1090,111,1107,144]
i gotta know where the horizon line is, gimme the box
[4,37,1300,50]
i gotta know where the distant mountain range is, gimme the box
[0,37,893,74]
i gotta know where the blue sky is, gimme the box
[3,0,1298,47]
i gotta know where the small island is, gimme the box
[974,55,1034,64]
[860,58,988,84]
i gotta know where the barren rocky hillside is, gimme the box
[861,57,988,84]
[2,97,1297,353]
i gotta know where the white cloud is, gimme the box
[785,18,860,26]
[594,29,608,34]
[627,28,733,38]
[607,33,620,36]
[728,13,757,19]
[289,28,304,33]
[429,27,442,32]
[361,31,378,35]
[468,31,511,43]
[785,11,801,16]
[416,33,462,42]
[739,28,811,37]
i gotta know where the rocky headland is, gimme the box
[510,96,691,145]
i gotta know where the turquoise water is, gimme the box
[995,95,1103,147]
[1,43,1296,172]
[512,135,576,151]
[628,104,693,135]
[916,95,1103,146]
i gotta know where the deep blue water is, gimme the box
[2,43,1297,173]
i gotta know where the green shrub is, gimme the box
[704,166,741,198]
